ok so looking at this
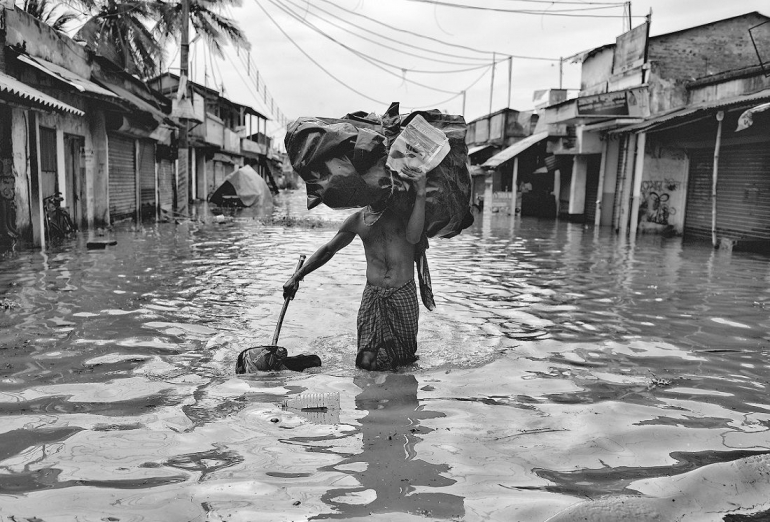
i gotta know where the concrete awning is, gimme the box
[482,132,549,169]
[0,71,83,116]
[467,144,495,156]
[213,152,240,164]
[17,54,117,98]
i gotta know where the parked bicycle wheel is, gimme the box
[55,209,76,234]
[45,216,65,241]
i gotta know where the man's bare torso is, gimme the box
[346,208,415,289]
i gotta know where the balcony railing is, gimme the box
[241,138,267,156]
[223,128,239,154]
[191,114,224,148]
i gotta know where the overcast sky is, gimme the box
[179,0,770,142]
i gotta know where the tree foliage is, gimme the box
[21,0,249,79]
[20,0,79,33]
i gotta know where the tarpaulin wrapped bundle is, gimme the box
[284,102,474,239]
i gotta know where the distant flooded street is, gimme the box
[2,189,770,521]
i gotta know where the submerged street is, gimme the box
[2,189,770,520]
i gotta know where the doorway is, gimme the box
[64,134,85,228]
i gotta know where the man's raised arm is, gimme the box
[283,214,359,299]
[401,166,428,244]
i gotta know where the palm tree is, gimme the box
[74,0,249,79]
[155,0,250,59]
[75,0,162,77]
[21,0,79,33]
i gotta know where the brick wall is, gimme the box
[648,12,768,81]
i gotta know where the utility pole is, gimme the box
[559,57,563,89]
[177,0,190,215]
[625,1,632,32]
[489,52,496,115]
[507,56,512,108]
[461,90,466,117]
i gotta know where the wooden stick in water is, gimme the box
[271,254,306,346]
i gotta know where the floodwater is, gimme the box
[2,190,770,521]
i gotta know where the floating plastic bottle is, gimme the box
[283,392,341,412]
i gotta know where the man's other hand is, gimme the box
[400,166,427,194]
[283,276,300,300]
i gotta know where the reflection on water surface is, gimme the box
[1,190,770,520]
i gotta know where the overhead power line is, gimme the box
[268,0,463,94]
[286,0,492,65]
[276,0,508,72]
[470,0,625,4]
[215,4,292,131]
[253,0,500,115]
[315,0,560,62]
[254,0,391,106]
[404,0,646,18]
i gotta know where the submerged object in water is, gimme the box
[236,345,321,373]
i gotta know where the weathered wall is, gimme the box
[86,110,109,227]
[647,13,768,82]
[4,8,90,77]
[580,47,614,94]
[646,64,690,115]
[11,108,31,238]
[638,137,688,233]
[689,74,770,105]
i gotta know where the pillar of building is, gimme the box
[569,156,587,217]
[629,132,647,237]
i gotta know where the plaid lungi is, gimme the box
[356,279,419,370]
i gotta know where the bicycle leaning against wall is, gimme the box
[43,192,76,242]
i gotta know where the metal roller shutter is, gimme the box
[685,144,770,244]
[138,140,155,218]
[715,144,770,242]
[684,149,713,240]
[108,134,136,221]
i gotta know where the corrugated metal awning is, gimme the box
[0,71,84,116]
[482,132,549,169]
[17,54,117,98]
[94,79,171,126]
[611,88,770,135]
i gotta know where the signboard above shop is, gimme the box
[577,86,649,118]
[613,21,649,75]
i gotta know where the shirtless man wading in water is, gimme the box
[283,166,432,371]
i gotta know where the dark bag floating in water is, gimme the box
[284,102,474,239]
[236,346,321,373]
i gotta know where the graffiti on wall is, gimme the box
[640,179,679,225]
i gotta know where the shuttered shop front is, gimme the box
[685,144,770,243]
[108,134,136,221]
[138,140,155,218]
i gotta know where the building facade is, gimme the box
[0,6,181,247]
[146,73,275,205]
[1,5,278,249]
[544,11,770,250]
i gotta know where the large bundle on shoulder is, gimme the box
[284,102,474,238]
